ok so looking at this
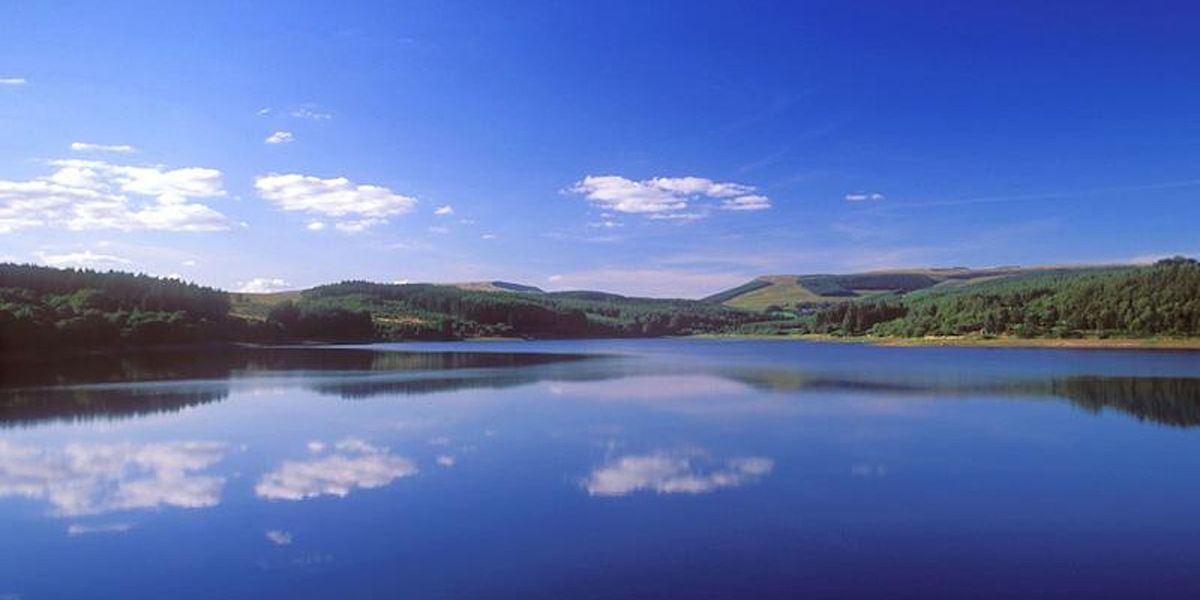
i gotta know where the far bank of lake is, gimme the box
[690,333,1200,351]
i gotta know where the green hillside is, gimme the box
[3,265,770,351]
[276,280,761,340]
[5,259,1197,352]
[707,266,1121,311]
[797,258,1199,339]
[0,263,241,352]
[444,281,545,294]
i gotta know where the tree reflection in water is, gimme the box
[3,346,1200,428]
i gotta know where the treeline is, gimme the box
[796,258,1200,338]
[291,281,762,340]
[0,264,769,351]
[8,257,1199,351]
[0,264,240,352]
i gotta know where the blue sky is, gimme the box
[2,1,1198,297]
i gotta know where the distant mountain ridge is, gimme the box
[705,265,1125,310]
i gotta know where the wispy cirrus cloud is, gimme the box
[255,173,417,232]
[289,107,333,121]
[568,175,771,218]
[67,523,133,536]
[545,267,748,298]
[844,191,885,202]
[0,77,26,86]
[868,178,1200,213]
[265,530,294,546]
[0,159,229,233]
[719,194,772,211]
[34,250,132,268]
[70,142,138,154]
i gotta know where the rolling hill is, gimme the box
[7,259,1195,350]
[228,279,762,341]
[706,266,1123,311]
[445,281,545,294]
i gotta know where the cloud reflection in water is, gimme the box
[0,440,227,516]
[584,451,774,497]
[255,438,418,501]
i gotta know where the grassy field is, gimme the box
[709,265,1124,311]
[229,291,302,320]
[719,276,838,310]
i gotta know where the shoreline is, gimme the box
[6,334,1200,360]
[688,333,1200,350]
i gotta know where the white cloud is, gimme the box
[265,530,294,546]
[427,225,449,235]
[568,175,770,217]
[264,131,294,145]
[182,259,198,267]
[583,451,773,497]
[0,77,26,86]
[334,437,384,454]
[0,440,228,517]
[255,173,417,232]
[255,438,417,501]
[480,233,497,240]
[545,267,747,298]
[34,250,132,268]
[70,142,138,154]
[0,159,229,233]
[434,205,454,216]
[647,212,708,222]
[844,191,886,202]
[67,523,132,536]
[306,221,326,231]
[720,194,771,211]
[335,218,384,233]
[236,277,291,293]
[435,455,456,468]
[290,107,333,121]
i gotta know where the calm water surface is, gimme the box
[2,339,1200,599]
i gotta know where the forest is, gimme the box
[793,257,1200,338]
[281,280,765,340]
[0,263,765,351]
[3,258,1199,353]
[0,263,240,351]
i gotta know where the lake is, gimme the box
[2,339,1200,599]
